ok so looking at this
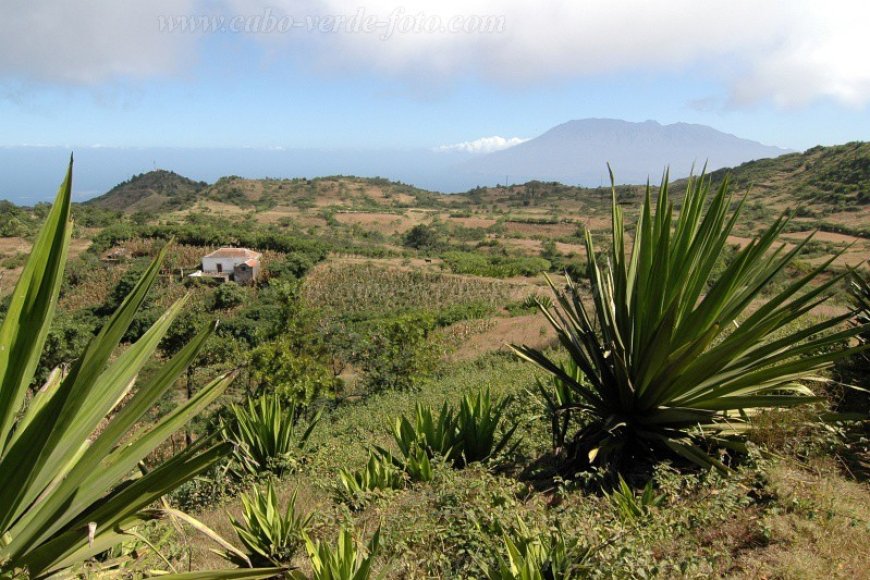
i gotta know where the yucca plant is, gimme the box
[850,270,870,346]
[223,393,321,476]
[529,361,582,455]
[297,527,382,580]
[482,522,592,580]
[605,476,664,522]
[227,481,312,567]
[373,442,434,484]
[397,442,434,483]
[387,402,459,463]
[455,389,519,465]
[0,161,280,578]
[338,453,406,500]
[383,390,517,469]
[512,169,869,472]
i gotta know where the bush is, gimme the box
[403,224,443,252]
[213,282,247,309]
[441,251,550,278]
[249,336,340,405]
[357,313,441,393]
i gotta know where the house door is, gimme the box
[216,264,223,273]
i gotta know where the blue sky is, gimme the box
[2,1,869,152]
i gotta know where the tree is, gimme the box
[403,224,442,252]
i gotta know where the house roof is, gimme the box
[203,247,261,259]
[241,258,258,267]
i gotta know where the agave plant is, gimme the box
[481,521,592,580]
[338,453,405,500]
[382,390,517,469]
[298,527,382,580]
[223,393,321,476]
[605,476,664,522]
[0,161,280,578]
[850,270,870,346]
[529,361,582,455]
[227,481,312,566]
[512,169,868,472]
[455,389,519,465]
[387,402,458,463]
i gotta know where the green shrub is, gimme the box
[357,313,440,393]
[249,335,340,405]
[512,170,868,472]
[223,394,320,476]
[403,224,443,252]
[228,481,312,566]
[213,282,247,309]
[441,251,550,278]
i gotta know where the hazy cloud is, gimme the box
[2,1,868,108]
[226,0,870,108]
[435,136,528,153]
[0,1,198,84]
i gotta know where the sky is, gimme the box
[1,1,868,172]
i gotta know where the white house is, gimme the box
[191,247,261,284]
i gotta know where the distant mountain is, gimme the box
[85,170,206,212]
[459,119,790,186]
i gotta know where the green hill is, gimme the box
[85,169,207,213]
[695,141,869,211]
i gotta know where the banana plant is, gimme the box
[0,160,281,578]
[512,168,869,472]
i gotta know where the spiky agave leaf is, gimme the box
[512,168,869,472]
[0,161,280,578]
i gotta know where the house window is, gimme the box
[216,263,223,273]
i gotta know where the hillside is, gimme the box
[458,118,788,186]
[701,141,869,210]
[85,169,207,213]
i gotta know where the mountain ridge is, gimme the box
[459,118,789,186]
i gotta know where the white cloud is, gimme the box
[226,0,870,108]
[435,136,528,154]
[2,1,869,108]
[0,1,198,84]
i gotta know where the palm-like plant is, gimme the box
[605,476,664,522]
[228,481,312,566]
[338,454,405,499]
[850,270,870,345]
[299,527,382,580]
[512,169,868,472]
[530,361,581,455]
[455,389,519,465]
[382,390,517,469]
[482,521,592,580]
[223,394,320,476]
[0,161,281,578]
